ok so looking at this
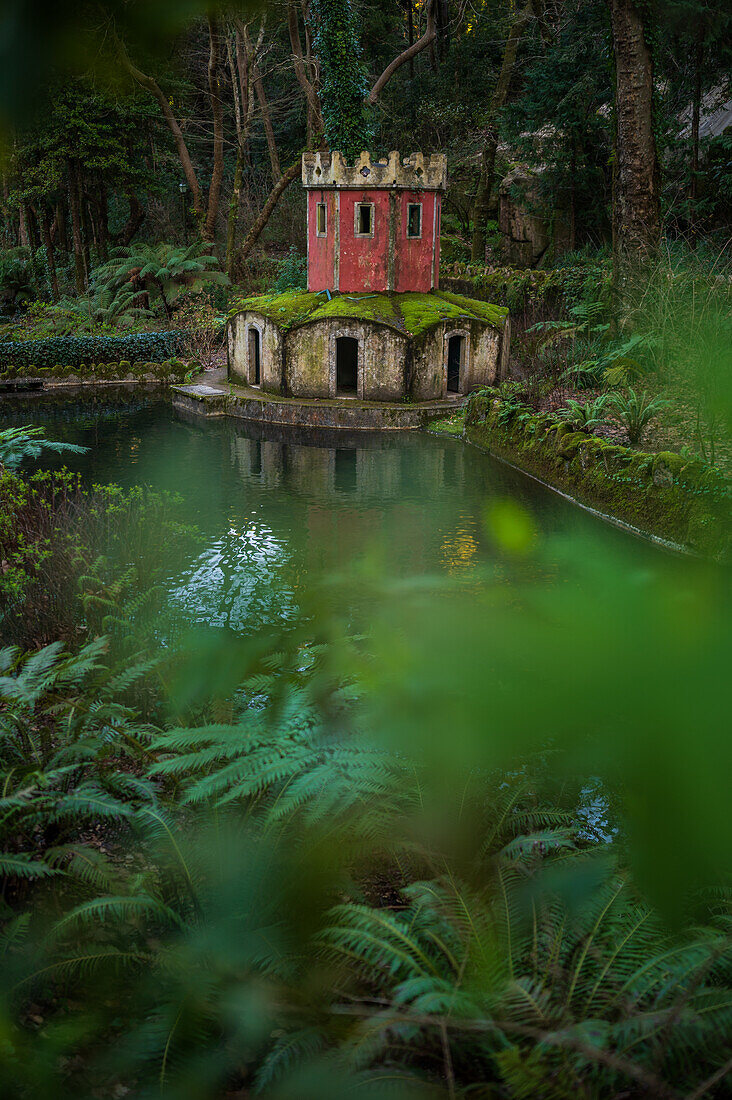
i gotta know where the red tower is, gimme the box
[302,151,447,295]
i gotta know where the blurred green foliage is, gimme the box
[0,466,729,1095]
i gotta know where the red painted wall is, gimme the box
[394,190,437,294]
[307,188,442,294]
[307,190,337,292]
[338,190,390,292]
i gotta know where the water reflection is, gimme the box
[1,391,662,633]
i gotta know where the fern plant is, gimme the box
[90,243,229,324]
[0,638,159,899]
[607,388,668,445]
[556,395,611,433]
[0,426,87,470]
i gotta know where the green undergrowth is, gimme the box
[228,288,508,337]
[428,411,466,435]
[466,389,730,559]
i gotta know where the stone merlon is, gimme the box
[302,150,448,191]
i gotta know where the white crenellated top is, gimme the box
[302,150,447,191]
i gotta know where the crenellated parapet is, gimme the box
[302,150,447,191]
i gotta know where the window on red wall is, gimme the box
[407,203,422,239]
[355,203,374,237]
[316,202,327,236]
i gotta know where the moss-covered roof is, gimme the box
[229,289,508,337]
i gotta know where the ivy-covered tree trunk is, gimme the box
[311,0,372,159]
[39,205,59,300]
[470,0,534,262]
[67,161,86,293]
[609,0,661,261]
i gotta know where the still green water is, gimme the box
[2,390,665,633]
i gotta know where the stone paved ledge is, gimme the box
[172,369,467,430]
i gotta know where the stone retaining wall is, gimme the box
[465,390,730,559]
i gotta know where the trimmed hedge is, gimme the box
[0,359,194,384]
[465,389,731,560]
[0,331,184,370]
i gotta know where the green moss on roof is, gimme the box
[435,291,508,330]
[313,292,398,326]
[229,289,508,336]
[228,290,316,330]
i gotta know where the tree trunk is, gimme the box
[55,199,69,253]
[203,16,225,243]
[78,174,92,278]
[609,0,661,262]
[39,207,59,300]
[118,192,145,246]
[95,183,109,261]
[226,142,246,279]
[369,0,437,104]
[470,0,534,261]
[238,160,301,266]
[244,20,282,181]
[689,26,704,247]
[67,161,86,293]
[119,42,205,227]
[18,203,31,249]
[288,0,324,144]
[25,204,41,251]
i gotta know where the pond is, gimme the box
[1,389,670,634]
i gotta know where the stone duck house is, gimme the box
[228,152,509,403]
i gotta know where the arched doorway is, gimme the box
[336,336,358,395]
[248,327,261,386]
[447,334,464,393]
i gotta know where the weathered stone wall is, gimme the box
[302,150,447,192]
[228,311,284,393]
[410,320,506,401]
[229,308,508,403]
[410,330,445,401]
[465,390,731,560]
[285,319,407,400]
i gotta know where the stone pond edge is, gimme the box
[461,391,730,561]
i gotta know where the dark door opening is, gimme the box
[447,334,463,393]
[336,336,358,394]
[248,328,261,386]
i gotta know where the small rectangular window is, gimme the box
[316,202,327,236]
[355,203,374,237]
[407,203,422,239]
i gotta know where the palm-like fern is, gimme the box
[90,243,229,323]
[0,426,87,470]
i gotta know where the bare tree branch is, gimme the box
[368,0,437,104]
[116,39,204,222]
[288,0,324,143]
[238,160,301,264]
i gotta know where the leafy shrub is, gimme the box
[608,388,668,445]
[0,247,45,310]
[0,331,185,371]
[0,466,200,647]
[175,294,226,371]
[273,246,307,292]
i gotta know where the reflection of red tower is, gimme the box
[302,151,447,294]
